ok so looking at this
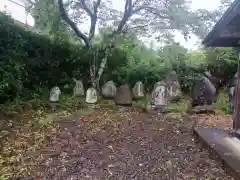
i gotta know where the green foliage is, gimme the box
[168,99,190,113]
[215,89,228,114]
[30,0,71,42]
[0,13,90,103]
[1,9,239,105]
[204,47,238,79]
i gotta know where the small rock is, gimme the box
[166,160,173,169]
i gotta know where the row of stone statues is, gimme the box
[49,80,145,105]
[49,70,237,113]
[49,71,182,111]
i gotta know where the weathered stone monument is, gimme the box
[203,71,222,102]
[85,87,98,104]
[132,81,144,99]
[73,79,84,96]
[152,81,168,112]
[114,84,132,106]
[101,80,117,99]
[192,76,216,107]
[49,86,61,102]
[165,71,182,102]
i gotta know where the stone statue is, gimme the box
[73,79,84,96]
[152,81,167,112]
[114,84,132,106]
[132,81,144,99]
[49,86,61,102]
[192,76,216,107]
[165,71,182,102]
[102,80,117,99]
[86,87,98,104]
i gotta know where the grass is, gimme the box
[133,94,151,108]
[215,89,228,114]
[167,90,229,115]
[133,94,190,114]
[168,98,190,113]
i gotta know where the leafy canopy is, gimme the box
[58,0,219,46]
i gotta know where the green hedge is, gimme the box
[0,13,92,103]
[0,13,132,103]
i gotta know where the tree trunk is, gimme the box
[96,57,107,89]
[90,36,117,89]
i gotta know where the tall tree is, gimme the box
[23,0,70,41]
[57,0,218,88]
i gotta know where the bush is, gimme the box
[0,13,92,103]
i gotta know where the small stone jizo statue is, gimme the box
[132,81,144,99]
[73,79,84,96]
[49,86,61,102]
[152,81,167,112]
[86,87,98,104]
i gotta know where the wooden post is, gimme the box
[233,52,240,137]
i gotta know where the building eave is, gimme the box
[202,0,240,47]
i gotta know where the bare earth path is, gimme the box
[33,108,233,180]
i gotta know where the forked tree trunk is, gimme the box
[89,50,108,90]
[96,57,107,89]
[92,39,114,90]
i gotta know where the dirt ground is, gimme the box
[0,106,235,180]
[28,108,232,180]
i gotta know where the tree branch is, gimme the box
[94,0,102,11]
[80,0,93,17]
[89,0,102,40]
[132,0,141,7]
[123,24,149,33]
[115,0,133,33]
[133,6,173,20]
[133,6,158,13]
[58,0,91,48]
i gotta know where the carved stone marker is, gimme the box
[132,81,144,99]
[192,76,216,107]
[101,80,117,99]
[165,71,182,102]
[114,84,132,106]
[86,87,98,104]
[49,86,61,102]
[152,81,167,112]
[73,79,84,96]
[204,71,222,102]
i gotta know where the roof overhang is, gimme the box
[202,0,240,47]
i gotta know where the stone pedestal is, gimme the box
[194,127,240,179]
